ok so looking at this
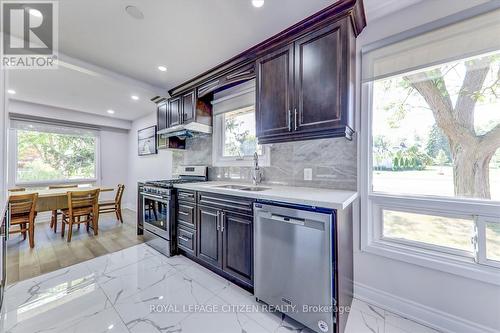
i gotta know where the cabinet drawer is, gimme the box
[178,202,195,229]
[198,192,254,215]
[177,227,196,255]
[177,190,196,203]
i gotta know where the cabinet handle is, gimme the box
[220,212,225,232]
[294,108,298,131]
[178,211,189,216]
[179,236,191,242]
[216,211,220,231]
[287,109,292,131]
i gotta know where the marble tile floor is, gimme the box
[1,244,442,333]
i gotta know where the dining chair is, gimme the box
[98,184,125,223]
[48,184,78,233]
[8,193,38,248]
[61,189,100,242]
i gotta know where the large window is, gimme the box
[372,56,500,200]
[212,80,269,167]
[361,8,500,281]
[13,121,98,185]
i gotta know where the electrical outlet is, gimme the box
[304,168,313,181]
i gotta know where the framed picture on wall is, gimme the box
[138,126,158,156]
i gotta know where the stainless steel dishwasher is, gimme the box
[254,201,335,333]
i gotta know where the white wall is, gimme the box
[125,112,174,210]
[354,1,499,333]
[98,129,129,201]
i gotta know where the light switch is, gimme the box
[304,168,313,181]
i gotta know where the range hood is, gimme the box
[157,122,212,139]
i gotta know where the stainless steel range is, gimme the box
[139,166,207,256]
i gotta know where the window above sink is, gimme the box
[212,80,270,167]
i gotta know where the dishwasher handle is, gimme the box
[270,213,305,226]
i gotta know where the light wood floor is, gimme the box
[6,209,144,285]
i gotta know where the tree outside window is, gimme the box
[17,130,96,183]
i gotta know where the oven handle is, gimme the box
[141,192,169,201]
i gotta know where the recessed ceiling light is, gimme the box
[252,0,264,8]
[7,89,16,95]
[158,66,167,72]
[107,109,115,114]
[107,324,114,330]
[131,95,139,101]
[125,5,144,20]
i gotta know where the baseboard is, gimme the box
[354,282,497,333]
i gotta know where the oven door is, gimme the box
[142,193,171,240]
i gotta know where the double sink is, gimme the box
[215,184,270,192]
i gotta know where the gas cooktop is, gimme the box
[144,166,208,189]
[145,178,199,189]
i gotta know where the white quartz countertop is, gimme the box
[174,181,358,210]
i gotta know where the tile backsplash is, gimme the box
[172,134,357,190]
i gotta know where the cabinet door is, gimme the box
[167,97,181,128]
[294,22,345,132]
[222,211,253,285]
[256,44,294,140]
[181,90,196,124]
[197,206,222,269]
[157,102,167,131]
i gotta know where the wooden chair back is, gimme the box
[8,187,26,192]
[49,184,78,189]
[115,184,125,205]
[9,193,38,218]
[67,189,100,216]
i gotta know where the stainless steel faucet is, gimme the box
[252,152,263,185]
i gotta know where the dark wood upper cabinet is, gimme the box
[162,0,364,142]
[157,101,167,132]
[222,211,253,285]
[257,18,355,144]
[256,45,294,139]
[197,205,222,269]
[294,22,344,133]
[167,97,181,128]
[181,90,196,124]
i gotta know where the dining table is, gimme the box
[7,186,114,213]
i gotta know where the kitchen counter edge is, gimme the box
[174,181,358,210]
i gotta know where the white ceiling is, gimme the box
[8,0,422,121]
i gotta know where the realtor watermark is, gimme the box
[149,303,351,315]
[1,1,58,69]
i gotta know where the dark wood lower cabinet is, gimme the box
[197,205,223,269]
[177,192,254,289]
[222,211,253,285]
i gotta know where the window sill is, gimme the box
[15,179,98,187]
[362,239,500,286]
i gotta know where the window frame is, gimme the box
[212,105,270,167]
[477,216,500,269]
[11,127,100,187]
[360,72,500,285]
